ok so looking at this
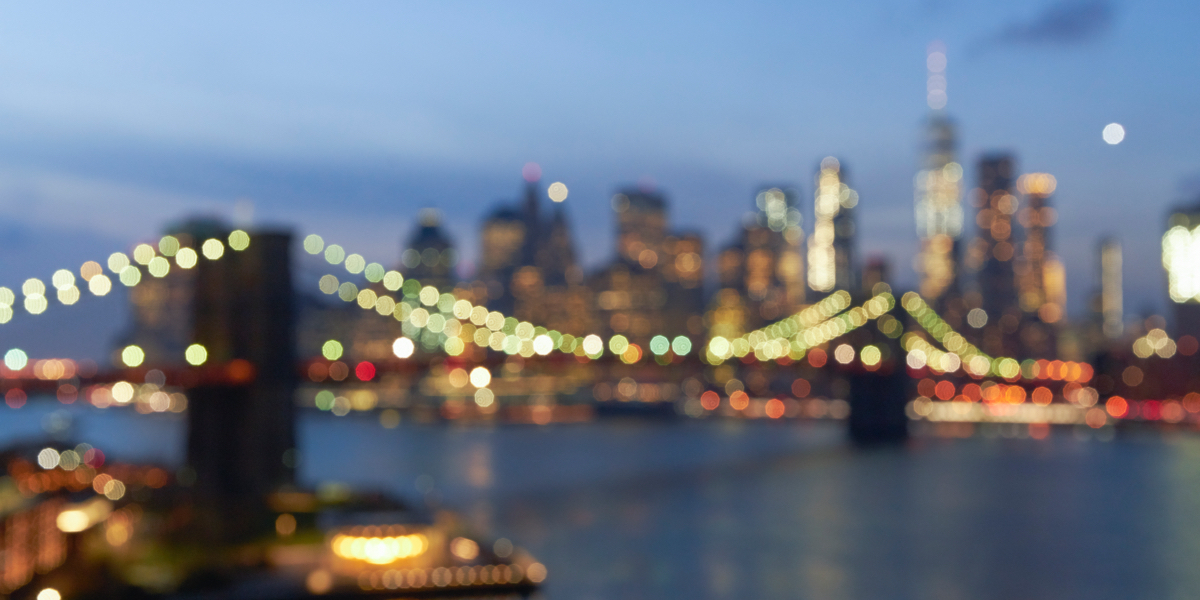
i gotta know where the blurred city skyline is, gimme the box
[1,0,1198,337]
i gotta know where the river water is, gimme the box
[5,403,1200,600]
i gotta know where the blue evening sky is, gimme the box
[0,0,1198,356]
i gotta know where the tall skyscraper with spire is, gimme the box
[914,42,964,305]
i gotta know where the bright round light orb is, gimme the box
[1102,123,1125,145]
[548,182,568,203]
[392,337,415,359]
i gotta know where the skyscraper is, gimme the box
[1099,238,1123,340]
[593,187,702,346]
[914,43,964,304]
[594,189,670,343]
[967,154,1021,357]
[1014,172,1062,357]
[808,158,857,295]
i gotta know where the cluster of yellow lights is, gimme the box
[9,226,1087,387]
[331,532,429,564]
[116,341,207,368]
[899,292,1026,378]
[0,230,250,325]
[1133,328,1177,359]
[706,291,894,364]
[1017,173,1057,196]
[808,158,856,293]
[311,236,669,362]
[307,233,1068,382]
[1162,223,1200,303]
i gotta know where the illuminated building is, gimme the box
[1014,172,1062,357]
[663,231,706,336]
[913,44,963,304]
[1099,238,1123,340]
[808,158,857,295]
[593,187,702,345]
[966,154,1021,357]
[709,187,804,337]
[401,209,457,292]
[1163,200,1200,337]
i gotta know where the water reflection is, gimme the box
[4,403,1200,598]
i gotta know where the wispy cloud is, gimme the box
[976,0,1115,51]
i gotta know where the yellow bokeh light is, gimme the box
[383,270,403,291]
[23,278,45,296]
[119,266,141,287]
[228,230,251,251]
[330,532,428,564]
[89,275,113,296]
[148,256,170,278]
[322,340,344,360]
[57,287,80,305]
[304,234,325,254]
[159,235,180,256]
[175,247,198,269]
[51,269,75,290]
[108,252,130,273]
[122,345,145,367]
[202,239,225,260]
[185,344,208,366]
[133,243,156,265]
[25,295,48,315]
[345,253,366,274]
[324,244,345,265]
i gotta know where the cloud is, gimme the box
[978,0,1115,50]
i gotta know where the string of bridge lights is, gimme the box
[302,234,915,368]
[0,231,250,325]
[2,228,1097,385]
[0,231,251,371]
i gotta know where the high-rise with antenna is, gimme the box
[914,41,963,306]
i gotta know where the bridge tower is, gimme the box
[846,289,911,444]
[183,224,296,537]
